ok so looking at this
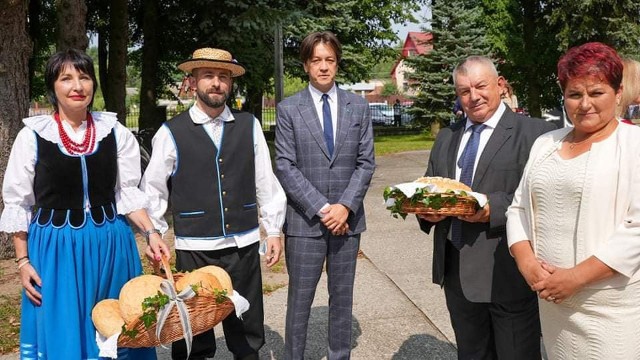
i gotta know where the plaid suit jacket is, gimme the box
[274,87,375,237]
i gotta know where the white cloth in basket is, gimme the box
[384,182,488,208]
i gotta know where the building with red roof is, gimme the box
[390,31,433,95]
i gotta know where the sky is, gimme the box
[392,4,431,44]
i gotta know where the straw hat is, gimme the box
[178,48,245,77]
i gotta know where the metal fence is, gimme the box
[125,104,413,131]
[262,107,276,130]
[126,106,278,131]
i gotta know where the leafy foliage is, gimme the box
[381,82,400,96]
[479,0,563,117]
[120,324,139,339]
[124,0,424,122]
[140,291,170,329]
[283,75,308,98]
[282,0,425,84]
[406,0,491,128]
[479,0,640,117]
[547,0,640,55]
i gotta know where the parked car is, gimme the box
[368,103,393,126]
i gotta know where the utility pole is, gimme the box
[274,22,284,105]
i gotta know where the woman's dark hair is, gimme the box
[299,31,342,64]
[45,49,98,110]
[557,42,623,92]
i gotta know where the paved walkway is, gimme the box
[166,150,457,359]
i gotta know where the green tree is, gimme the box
[479,0,640,117]
[381,82,399,96]
[130,0,299,128]
[406,0,491,129]
[479,0,562,117]
[85,0,131,124]
[136,0,162,131]
[282,0,424,84]
[548,0,640,55]
[27,0,56,102]
[129,0,424,129]
[283,75,307,98]
[104,0,129,125]
[369,47,399,80]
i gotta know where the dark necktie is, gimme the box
[322,94,334,156]
[450,123,486,250]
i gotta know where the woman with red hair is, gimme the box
[506,42,640,359]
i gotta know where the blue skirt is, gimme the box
[19,213,156,360]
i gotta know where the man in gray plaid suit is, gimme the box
[274,31,375,360]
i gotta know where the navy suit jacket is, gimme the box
[274,87,375,237]
[419,108,556,303]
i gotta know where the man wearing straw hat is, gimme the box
[140,47,286,360]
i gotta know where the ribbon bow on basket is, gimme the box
[117,257,235,356]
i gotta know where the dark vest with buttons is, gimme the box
[32,130,118,227]
[165,110,257,238]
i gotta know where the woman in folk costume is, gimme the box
[0,49,170,359]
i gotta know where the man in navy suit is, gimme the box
[418,56,556,359]
[274,31,375,360]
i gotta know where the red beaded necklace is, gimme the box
[54,112,96,155]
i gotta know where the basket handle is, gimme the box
[161,255,175,286]
[152,255,175,286]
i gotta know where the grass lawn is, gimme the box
[267,132,434,158]
[374,133,434,156]
[0,294,20,354]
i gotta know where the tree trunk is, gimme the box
[55,0,88,51]
[104,0,128,125]
[0,0,32,258]
[98,30,108,107]
[28,0,41,100]
[138,0,161,132]
[430,121,441,137]
[521,0,542,118]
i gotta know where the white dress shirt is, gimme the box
[308,83,338,143]
[455,102,506,182]
[0,112,149,233]
[140,104,286,251]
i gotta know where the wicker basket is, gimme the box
[117,273,235,348]
[400,194,477,216]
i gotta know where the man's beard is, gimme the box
[196,88,229,109]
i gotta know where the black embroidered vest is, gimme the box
[165,110,258,238]
[32,131,118,227]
